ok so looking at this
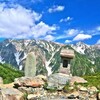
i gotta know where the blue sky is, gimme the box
[0,0,100,45]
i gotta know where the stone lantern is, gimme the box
[59,49,75,76]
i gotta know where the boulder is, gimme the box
[88,86,98,99]
[47,73,71,90]
[70,76,87,85]
[14,75,46,88]
[88,86,98,93]
[27,88,45,100]
[27,94,42,100]
[36,75,47,82]
[0,82,14,89]
[59,67,71,75]
[79,87,89,100]
[66,91,79,98]
[67,95,77,99]
[18,87,34,94]
[27,94,37,100]
[80,87,87,91]
[0,88,24,100]
[0,77,3,84]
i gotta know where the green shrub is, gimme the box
[0,63,24,84]
[83,72,100,91]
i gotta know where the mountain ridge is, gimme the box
[0,39,99,76]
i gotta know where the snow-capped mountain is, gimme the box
[0,39,100,76]
[0,39,62,75]
[71,42,90,55]
[71,41,100,59]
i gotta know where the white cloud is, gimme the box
[48,5,64,13]
[65,29,83,36]
[96,26,100,31]
[65,40,72,43]
[44,35,55,41]
[31,21,57,38]
[73,34,92,41]
[60,17,73,22]
[56,29,82,40]
[0,3,57,39]
[96,39,100,44]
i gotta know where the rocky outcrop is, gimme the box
[14,75,47,88]
[47,73,71,90]
[0,83,14,89]
[0,88,24,100]
[0,74,99,100]
[70,76,87,85]
[78,86,99,100]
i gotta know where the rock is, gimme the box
[0,77,3,84]
[0,82,14,89]
[14,75,46,87]
[47,73,71,90]
[80,86,87,91]
[25,52,36,77]
[79,87,89,100]
[18,87,34,94]
[36,75,47,82]
[59,67,71,75]
[34,88,45,95]
[27,92,44,100]
[67,94,76,99]
[88,86,98,99]
[70,76,87,85]
[67,91,79,98]
[0,88,24,100]
[27,94,37,100]
[88,86,98,93]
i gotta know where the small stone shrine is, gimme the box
[59,49,75,76]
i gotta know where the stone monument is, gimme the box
[25,52,36,77]
[59,49,75,76]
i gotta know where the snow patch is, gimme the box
[0,56,3,62]
[14,52,20,65]
[50,43,54,51]
[5,43,9,47]
[45,61,52,76]
[24,40,31,46]
[19,65,23,70]
[0,56,5,64]
[72,46,85,54]
[45,47,61,76]
[21,52,27,61]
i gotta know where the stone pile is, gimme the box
[0,73,99,100]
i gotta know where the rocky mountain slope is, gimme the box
[0,39,99,76]
[71,42,100,73]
